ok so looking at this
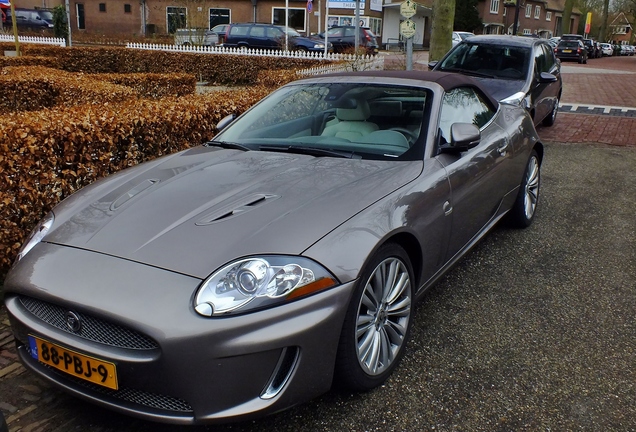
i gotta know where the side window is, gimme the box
[534,46,547,74]
[542,45,555,71]
[230,25,249,36]
[267,27,283,38]
[439,87,495,144]
[250,26,265,38]
[344,27,356,37]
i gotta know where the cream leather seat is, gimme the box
[321,99,378,140]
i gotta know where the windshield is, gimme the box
[40,10,53,20]
[439,43,531,80]
[214,82,430,160]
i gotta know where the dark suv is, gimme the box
[318,26,379,54]
[223,23,331,52]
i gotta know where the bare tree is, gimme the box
[429,0,456,62]
[599,0,610,41]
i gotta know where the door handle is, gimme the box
[497,140,509,156]
[443,201,453,216]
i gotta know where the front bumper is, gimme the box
[4,243,354,424]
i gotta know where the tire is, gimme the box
[334,243,414,391]
[542,95,559,127]
[507,150,540,228]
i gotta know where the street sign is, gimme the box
[400,0,417,19]
[307,0,313,12]
[400,19,416,39]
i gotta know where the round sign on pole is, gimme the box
[400,19,416,39]
[400,0,417,19]
[307,0,312,12]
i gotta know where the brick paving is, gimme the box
[1,53,636,432]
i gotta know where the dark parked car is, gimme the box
[5,8,53,30]
[583,39,598,58]
[318,26,379,54]
[223,22,330,52]
[5,70,543,425]
[431,35,562,127]
[554,39,588,64]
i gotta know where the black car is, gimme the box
[554,39,588,64]
[583,39,598,58]
[223,23,331,52]
[318,26,379,54]
[431,35,562,127]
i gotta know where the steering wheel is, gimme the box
[388,127,418,142]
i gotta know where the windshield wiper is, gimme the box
[259,145,360,159]
[441,67,497,79]
[205,140,251,151]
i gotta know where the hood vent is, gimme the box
[195,194,279,226]
[110,179,159,211]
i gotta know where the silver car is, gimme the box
[5,71,543,425]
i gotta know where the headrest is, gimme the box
[336,99,371,121]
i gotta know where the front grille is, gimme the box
[19,296,158,350]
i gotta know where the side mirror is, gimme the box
[216,114,236,132]
[428,61,438,71]
[538,72,558,83]
[441,123,481,153]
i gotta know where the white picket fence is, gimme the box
[125,42,384,74]
[0,34,66,47]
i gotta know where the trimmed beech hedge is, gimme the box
[1,44,324,84]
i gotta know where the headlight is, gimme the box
[313,43,325,49]
[16,212,54,262]
[194,256,338,317]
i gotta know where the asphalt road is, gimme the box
[2,141,635,431]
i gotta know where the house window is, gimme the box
[209,8,230,28]
[525,4,531,17]
[99,3,106,12]
[76,3,85,29]
[272,7,306,32]
[166,6,186,34]
[546,11,552,21]
[124,4,131,13]
[523,28,531,35]
[490,0,499,14]
[534,5,540,19]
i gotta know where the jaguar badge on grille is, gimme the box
[65,311,82,333]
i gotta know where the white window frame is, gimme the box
[490,0,499,14]
[546,11,552,21]
[272,7,306,33]
[166,6,187,34]
[523,28,531,35]
[525,4,532,17]
[535,5,541,19]
[209,8,230,29]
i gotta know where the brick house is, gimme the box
[607,12,633,45]
[476,0,580,38]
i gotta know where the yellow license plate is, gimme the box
[29,335,118,390]
[563,49,572,53]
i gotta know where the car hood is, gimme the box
[472,77,526,101]
[45,147,421,279]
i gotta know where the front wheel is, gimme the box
[507,150,541,228]
[542,96,559,127]
[334,243,414,391]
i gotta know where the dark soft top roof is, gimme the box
[321,70,499,110]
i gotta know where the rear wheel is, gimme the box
[334,243,413,391]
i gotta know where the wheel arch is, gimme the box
[378,231,423,288]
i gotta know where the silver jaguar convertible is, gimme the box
[5,71,543,424]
